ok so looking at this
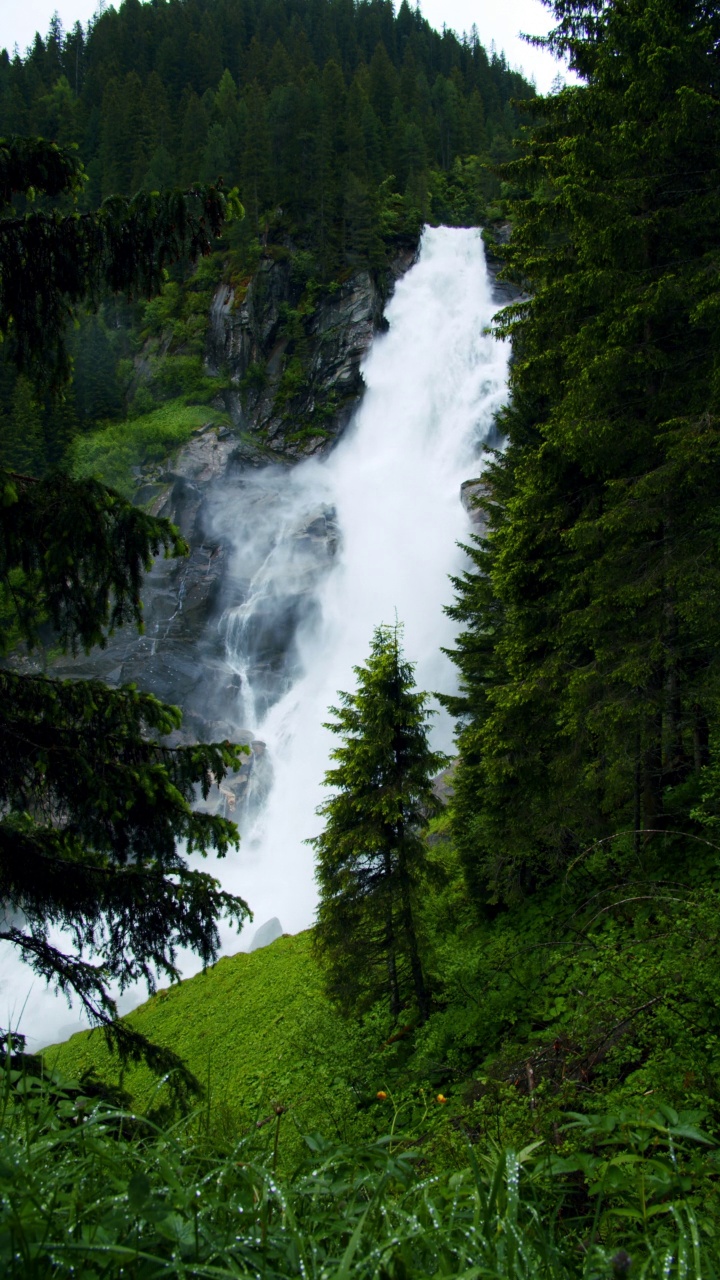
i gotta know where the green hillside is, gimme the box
[44,825,720,1173]
[5,0,720,1269]
[44,931,388,1165]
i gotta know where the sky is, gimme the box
[0,0,570,94]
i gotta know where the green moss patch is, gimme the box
[71,399,230,496]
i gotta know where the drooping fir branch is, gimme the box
[0,136,249,1068]
[0,136,243,387]
[0,471,190,653]
[0,135,84,205]
[0,666,250,1077]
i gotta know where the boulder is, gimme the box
[249,917,284,951]
[460,478,490,532]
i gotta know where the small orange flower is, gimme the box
[376,1090,388,1100]
[436,1094,447,1104]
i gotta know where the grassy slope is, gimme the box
[44,932,386,1164]
[44,835,720,1177]
[71,399,231,497]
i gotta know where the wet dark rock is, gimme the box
[19,244,417,779]
[206,243,419,460]
[482,222,520,306]
[460,478,491,533]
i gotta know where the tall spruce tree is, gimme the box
[0,136,248,1076]
[2,375,43,476]
[311,624,445,1022]
[445,0,720,908]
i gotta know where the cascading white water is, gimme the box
[205,224,510,946]
[0,225,509,1049]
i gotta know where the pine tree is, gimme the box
[73,315,123,423]
[0,137,246,1079]
[1,374,44,476]
[446,0,720,908]
[311,624,446,1022]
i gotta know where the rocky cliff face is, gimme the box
[34,243,419,823]
[206,245,418,462]
[25,232,514,826]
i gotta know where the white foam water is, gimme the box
[206,224,510,947]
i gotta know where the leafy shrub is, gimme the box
[149,353,224,402]
[71,400,229,496]
[276,355,308,407]
[1,1055,718,1279]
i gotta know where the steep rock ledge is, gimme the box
[17,244,420,824]
[206,244,418,463]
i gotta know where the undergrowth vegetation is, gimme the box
[42,827,720,1274]
[71,399,231,497]
[3,1050,719,1278]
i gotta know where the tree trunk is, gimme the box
[694,705,710,773]
[396,823,430,1022]
[642,706,664,831]
[383,851,401,1019]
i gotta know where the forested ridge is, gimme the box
[0,0,530,224]
[4,0,720,1275]
[447,0,720,905]
[0,0,533,481]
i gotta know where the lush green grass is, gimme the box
[71,399,230,497]
[0,1058,574,1279]
[3,1051,718,1278]
[41,837,720,1269]
[44,933,384,1166]
[46,834,720,1170]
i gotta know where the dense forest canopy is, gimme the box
[0,0,533,242]
[446,0,720,906]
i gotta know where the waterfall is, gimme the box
[204,224,510,948]
[1,226,509,1049]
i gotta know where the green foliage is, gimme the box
[0,144,241,388]
[72,400,229,496]
[416,828,720,1097]
[239,361,268,395]
[0,1059,558,1279]
[275,354,309,408]
[0,469,187,652]
[72,313,125,423]
[312,625,446,1022]
[10,1044,719,1277]
[47,933,379,1166]
[445,0,720,907]
[0,140,248,1068]
[40,814,720,1266]
[0,0,533,480]
[0,1,534,282]
[0,657,250,1032]
[551,1106,717,1237]
[0,134,84,205]
[0,374,43,476]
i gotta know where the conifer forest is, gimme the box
[2,0,720,1276]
